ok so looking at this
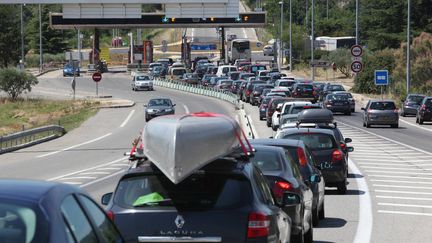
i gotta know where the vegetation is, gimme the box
[0,68,38,100]
[0,99,99,136]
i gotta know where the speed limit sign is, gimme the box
[351,61,363,73]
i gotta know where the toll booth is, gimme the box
[143,40,153,64]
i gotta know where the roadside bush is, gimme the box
[25,53,65,68]
[0,68,38,100]
[328,48,352,78]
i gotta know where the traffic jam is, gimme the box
[99,56,371,243]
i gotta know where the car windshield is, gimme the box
[282,133,336,150]
[0,200,48,243]
[173,69,186,75]
[369,102,396,110]
[230,73,240,80]
[408,95,425,104]
[149,99,171,106]
[250,150,284,172]
[290,106,320,114]
[279,81,295,87]
[328,94,348,100]
[329,85,345,91]
[113,174,252,210]
[136,76,150,81]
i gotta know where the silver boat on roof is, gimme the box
[143,112,250,184]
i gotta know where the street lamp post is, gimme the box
[311,0,315,81]
[128,32,134,64]
[406,0,411,93]
[20,4,24,67]
[279,1,284,70]
[39,4,43,73]
[355,0,359,45]
[289,0,292,71]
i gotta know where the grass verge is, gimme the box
[0,98,99,136]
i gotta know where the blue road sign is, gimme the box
[191,44,217,51]
[375,70,389,85]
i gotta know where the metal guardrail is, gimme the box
[0,125,66,154]
[153,79,240,109]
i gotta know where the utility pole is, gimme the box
[279,1,284,70]
[221,27,226,64]
[77,29,82,67]
[327,0,329,20]
[406,0,411,93]
[355,0,359,45]
[39,4,43,73]
[289,0,292,71]
[311,0,315,81]
[20,4,24,65]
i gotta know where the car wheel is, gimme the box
[304,218,313,243]
[416,116,419,123]
[337,180,347,194]
[419,118,424,124]
[363,121,366,127]
[346,111,351,116]
[319,200,325,220]
[391,123,399,128]
[312,206,319,227]
[266,120,271,127]
[291,229,304,243]
[351,108,355,112]
[272,125,277,132]
[401,112,406,117]
[366,121,371,128]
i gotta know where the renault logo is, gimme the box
[175,215,185,229]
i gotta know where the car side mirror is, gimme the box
[347,147,354,153]
[310,174,321,183]
[344,138,352,143]
[282,192,301,207]
[173,104,176,107]
[361,107,365,111]
[101,192,113,205]
[143,105,147,107]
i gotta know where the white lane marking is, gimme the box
[96,167,121,171]
[349,158,373,243]
[120,109,135,128]
[378,210,432,217]
[81,170,125,188]
[38,133,112,158]
[359,163,422,167]
[371,179,432,185]
[376,195,432,201]
[47,157,126,181]
[378,203,432,209]
[369,175,432,180]
[63,181,82,185]
[247,115,259,139]
[365,170,432,175]
[58,176,97,180]
[80,172,110,175]
[399,119,432,133]
[183,104,190,114]
[242,28,247,38]
[339,121,432,156]
[373,184,432,190]
[375,190,432,195]
[355,159,432,163]
[362,166,431,171]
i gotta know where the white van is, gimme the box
[216,65,237,77]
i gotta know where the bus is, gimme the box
[228,39,251,64]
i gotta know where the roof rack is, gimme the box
[296,109,336,128]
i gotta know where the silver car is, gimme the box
[362,100,399,128]
[263,45,274,56]
[132,74,153,91]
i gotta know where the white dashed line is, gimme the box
[378,203,432,209]
[120,109,135,128]
[183,104,190,114]
[378,210,432,217]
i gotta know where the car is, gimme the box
[150,65,167,79]
[0,179,124,243]
[192,56,209,71]
[201,74,217,86]
[132,73,153,91]
[291,83,318,103]
[239,72,255,81]
[227,71,241,81]
[275,128,349,194]
[259,96,273,120]
[243,81,266,103]
[362,100,399,128]
[401,94,426,117]
[263,45,274,56]
[236,61,252,72]
[277,101,313,128]
[257,70,270,81]
[102,159,294,243]
[249,145,314,243]
[144,98,176,122]
[320,84,345,101]
[209,76,228,87]
[168,67,187,81]
[275,80,297,91]
[273,103,321,132]
[63,63,80,77]
[258,88,274,104]
[216,65,237,77]
[250,139,325,227]
[237,81,248,100]
[195,63,214,78]
[181,73,200,85]
[248,64,267,75]
[250,84,274,105]
[148,62,163,72]
[266,97,291,127]
[333,91,356,112]
[323,93,351,115]
[231,80,243,94]
[416,96,432,124]
[215,80,234,91]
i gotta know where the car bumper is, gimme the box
[403,106,418,115]
[327,106,351,113]
[135,85,153,90]
[282,204,303,236]
[319,164,346,185]
[368,117,398,125]
[259,109,267,118]
[420,112,432,121]
[146,111,174,119]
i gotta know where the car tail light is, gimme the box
[247,212,270,238]
[247,90,251,96]
[303,106,311,109]
[297,147,307,166]
[272,181,294,200]
[421,104,426,111]
[293,92,298,96]
[340,143,346,150]
[331,149,343,163]
[107,210,114,221]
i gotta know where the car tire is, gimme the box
[312,206,319,227]
[272,125,277,132]
[319,201,325,220]
[351,108,355,112]
[416,116,419,123]
[304,218,313,243]
[391,123,399,128]
[346,111,351,116]
[401,112,406,117]
[291,229,304,243]
[337,180,347,194]
[363,121,366,127]
[419,118,424,124]
[366,121,371,128]
[266,120,271,127]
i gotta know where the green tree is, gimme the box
[0,68,38,100]
[0,5,20,67]
[328,48,352,77]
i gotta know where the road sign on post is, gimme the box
[351,61,362,73]
[375,70,389,85]
[351,45,363,73]
[92,72,102,97]
[351,45,363,57]
[161,40,168,53]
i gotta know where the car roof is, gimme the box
[369,99,395,103]
[0,179,76,202]
[250,138,305,148]
[278,127,335,136]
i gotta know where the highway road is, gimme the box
[3,70,432,242]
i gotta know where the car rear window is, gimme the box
[296,84,314,90]
[408,95,425,103]
[329,85,345,91]
[282,133,337,150]
[290,106,320,114]
[328,94,348,100]
[136,76,150,81]
[250,150,284,172]
[173,69,186,75]
[114,174,252,211]
[370,102,396,110]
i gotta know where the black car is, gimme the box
[276,128,349,194]
[102,159,294,243]
[323,93,351,115]
[144,98,176,122]
[250,145,314,243]
[239,72,256,81]
[250,139,325,227]
[291,83,317,103]
[228,71,241,81]
[402,94,426,116]
[0,179,124,243]
[320,84,345,101]
[416,96,432,124]
[243,81,266,103]
[231,80,243,94]
[250,84,275,105]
